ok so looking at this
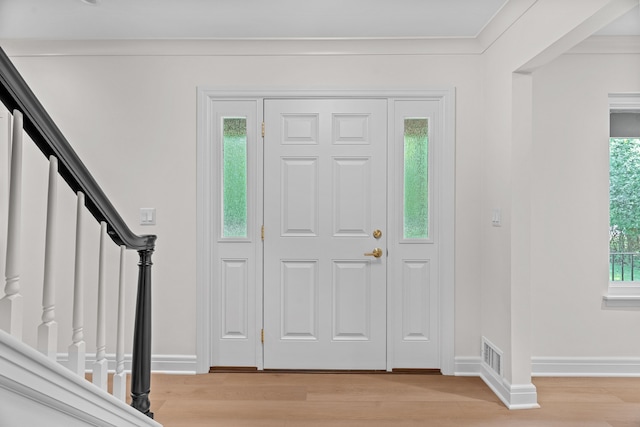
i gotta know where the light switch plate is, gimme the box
[140,208,156,225]
[492,208,501,227]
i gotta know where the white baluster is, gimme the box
[68,191,85,376]
[37,156,59,360]
[93,221,108,390]
[113,245,127,401]
[0,110,23,338]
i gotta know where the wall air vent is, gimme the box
[482,337,503,377]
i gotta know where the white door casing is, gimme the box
[263,99,387,369]
[196,88,455,374]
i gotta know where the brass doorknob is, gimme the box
[364,248,383,258]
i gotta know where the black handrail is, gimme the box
[0,46,156,418]
[0,48,154,251]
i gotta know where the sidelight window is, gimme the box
[222,117,248,238]
[403,118,429,239]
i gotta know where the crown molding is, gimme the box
[0,38,484,57]
[476,0,537,52]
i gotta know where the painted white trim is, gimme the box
[454,356,482,376]
[568,35,640,55]
[479,333,538,409]
[196,88,214,374]
[255,101,265,371]
[0,1,539,59]
[56,353,198,375]
[610,93,640,112]
[386,100,396,372]
[458,355,640,378]
[602,296,640,307]
[532,357,640,377]
[603,288,640,308]
[1,38,483,57]
[506,383,540,410]
[476,0,537,53]
[0,330,160,426]
[196,87,455,375]
[606,94,640,308]
[439,87,456,376]
[517,0,639,73]
[480,363,539,410]
[454,357,539,409]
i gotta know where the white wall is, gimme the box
[3,49,484,361]
[532,52,640,358]
[478,0,633,390]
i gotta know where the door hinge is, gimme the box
[261,122,265,138]
[261,225,264,241]
[261,329,264,343]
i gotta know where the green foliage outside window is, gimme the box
[222,118,247,238]
[404,118,429,239]
[610,138,640,280]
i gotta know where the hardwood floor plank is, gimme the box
[145,373,640,427]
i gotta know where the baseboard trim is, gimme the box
[57,353,198,375]
[532,357,640,377]
[457,355,640,378]
[454,357,539,409]
[454,356,482,376]
[54,354,640,380]
[479,364,539,410]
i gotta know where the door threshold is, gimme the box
[209,366,259,373]
[210,367,441,375]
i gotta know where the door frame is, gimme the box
[196,87,455,374]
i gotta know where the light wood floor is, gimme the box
[138,373,640,426]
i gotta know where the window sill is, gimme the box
[603,284,640,307]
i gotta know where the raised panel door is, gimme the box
[263,99,387,369]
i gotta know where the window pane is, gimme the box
[222,117,247,238]
[404,118,429,239]
[610,138,640,280]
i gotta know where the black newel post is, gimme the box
[131,246,155,418]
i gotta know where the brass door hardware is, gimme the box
[364,248,383,258]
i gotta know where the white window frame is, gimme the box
[604,94,640,307]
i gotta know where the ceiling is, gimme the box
[0,0,637,40]
[595,4,640,36]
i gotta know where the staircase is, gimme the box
[0,46,160,426]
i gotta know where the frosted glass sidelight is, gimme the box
[403,118,429,239]
[222,117,248,238]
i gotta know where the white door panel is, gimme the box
[263,99,387,370]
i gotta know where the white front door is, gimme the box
[199,91,451,373]
[263,99,388,369]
